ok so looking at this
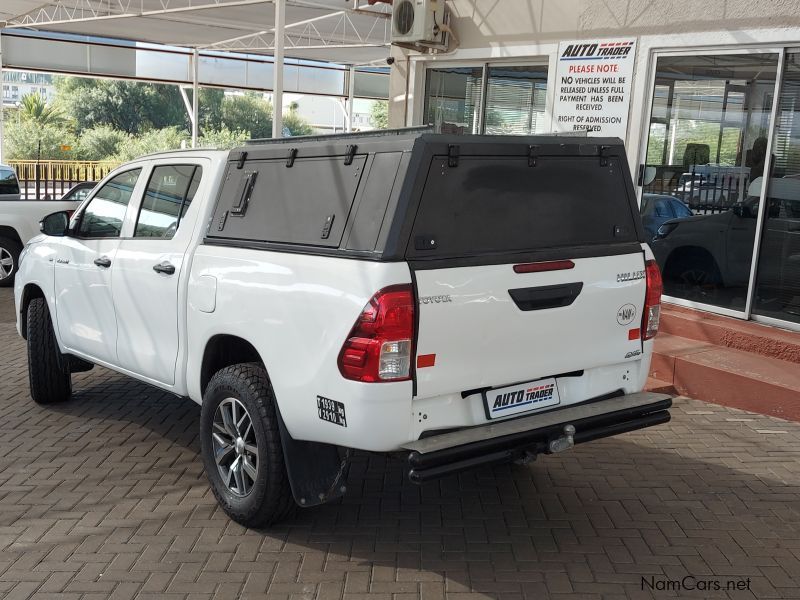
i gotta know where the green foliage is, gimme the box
[77,125,130,161]
[220,94,273,140]
[370,101,389,129]
[198,88,225,132]
[282,111,314,137]
[199,127,249,150]
[5,77,317,162]
[112,127,188,162]
[56,77,185,135]
[19,92,67,127]
[4,120,76,160]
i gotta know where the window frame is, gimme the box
[74,167,143,240]
[132,163,202,241]
[422,60,550,136]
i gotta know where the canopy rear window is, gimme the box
[406,155,639,259]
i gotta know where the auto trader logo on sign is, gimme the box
[552,38,637,139]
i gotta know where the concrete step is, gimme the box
[660,305,800,364]
[651,332,800,421]
[644,376,676,395]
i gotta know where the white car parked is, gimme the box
[0,164,82,286]
[14,131,672,526]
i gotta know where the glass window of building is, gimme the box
[424,67,483,134]
[752,52,800,324]
[642,53,780,313]
[423,64,548,135]
[483,66,548,135]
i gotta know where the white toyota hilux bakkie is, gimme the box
[15,130,671,526]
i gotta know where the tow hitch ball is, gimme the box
[548,424,576,453]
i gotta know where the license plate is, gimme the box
[483,378,560,420]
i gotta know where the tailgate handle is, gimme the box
[508,283,583,311]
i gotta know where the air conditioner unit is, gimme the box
[391,0,445,45]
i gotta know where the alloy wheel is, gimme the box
[211,397,259,496]
[0,247,13,280]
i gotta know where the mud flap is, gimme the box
[276,410,351,507]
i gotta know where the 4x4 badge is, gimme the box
[617,303,636,325]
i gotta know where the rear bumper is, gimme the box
[403,392,672,483]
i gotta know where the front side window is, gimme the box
[78,169,141,238]
[134,165,202,239]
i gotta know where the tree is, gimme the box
[56,77,185,135]
[199,127,249,150]
[283,111,314,137]
[77,125,130,161]
[112,127,188,162]
[370,101,389,129]
[4,120,76,160]
[19,92,66,127]
[220,94,273,140]
[198,87,225,133]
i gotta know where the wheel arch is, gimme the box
[200,334,263,396]
[0,226,23,247]
[19,283,46,340]
[663,245,723,283]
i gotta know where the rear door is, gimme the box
[408,152,647,401]
[112,162,205,385]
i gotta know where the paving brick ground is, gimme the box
[1,288,800,599]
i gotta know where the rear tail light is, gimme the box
[642,259,663,341]
[338,284,415,382]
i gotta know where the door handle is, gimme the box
[93,256,111,268]
[153,262,176,275]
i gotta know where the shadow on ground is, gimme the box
[1,289,799,598]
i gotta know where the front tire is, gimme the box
[200,363,294,527]
[0,236,22,288]
[26,298,72,404]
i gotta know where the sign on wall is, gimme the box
[552,38,637,140]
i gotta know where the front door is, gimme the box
[112,163,205,385]
[54,168,143,363]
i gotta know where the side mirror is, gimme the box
[732,204,752,219]
[40,211,71,236]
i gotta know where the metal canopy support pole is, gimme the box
[272,0,285,138]
[346,65,355,132]
[191,48,199,148]
[0,32,4,165]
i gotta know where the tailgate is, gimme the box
[404,144,646,403]
[413,252,646,398]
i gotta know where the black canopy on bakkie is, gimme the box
[205,130,646,267]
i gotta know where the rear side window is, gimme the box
[134,165,202,239]
[407,156,639,259]
[0,168,19,195]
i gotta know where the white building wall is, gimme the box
[389,0,800,174]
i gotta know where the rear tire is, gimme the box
[26,298,72,404]
[0,236,22,288]
[200,363,295,527]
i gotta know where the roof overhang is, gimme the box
[1,0,393,65]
